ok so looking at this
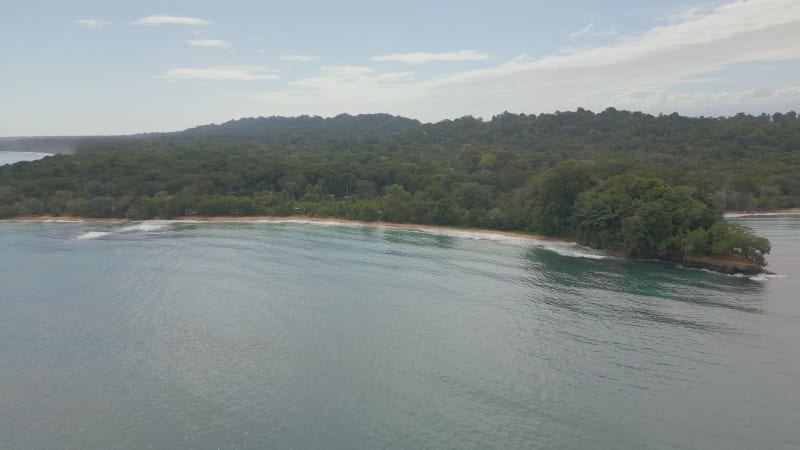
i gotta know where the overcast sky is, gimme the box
[2,0,799,136]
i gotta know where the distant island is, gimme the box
[3,108,793,274]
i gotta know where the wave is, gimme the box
[406,227,529,243]
[118,221,171,233]
[76,231,111,240]
[251,219,364,228]
[744,272,784,282]
[115,218,365,228]
[166,218,611,260]
[68,218,609,260]
[692,267,784,282]
[402,226,609,259]
[75,220,173,240]
[747,273,773,282]
[535,242,609,260]
[225,220,610,259]
[725,212,800,218]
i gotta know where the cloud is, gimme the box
[290,66,383,88]
[568,23,617,40]
[132,15,210,26]
[281,54,319,62]
[596,86,800,115]
[662,5,712,25]
[375,72,416,82]
[371,50,490,64]
[183,39,232,49]
[161,66,278,81]
[74,19,110,29]
[569,23,595,39]
[288,66,415,87]
[243,66,418,113]
[240,0,800,120]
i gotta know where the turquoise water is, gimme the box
[1,217,798,449]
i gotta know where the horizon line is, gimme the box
[2,107,798,139]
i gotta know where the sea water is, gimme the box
[0,151,52,166]
[0,216,798,449]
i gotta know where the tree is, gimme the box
[535,160,593,234]
[380,184,412,222]
[708,221,771,265]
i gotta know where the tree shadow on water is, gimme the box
[521,247,766,316]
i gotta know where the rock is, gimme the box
[681,254,764,275]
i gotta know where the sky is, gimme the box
[1,0,799,136]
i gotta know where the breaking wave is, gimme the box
[251,219,364,228]
[118,222,171,233]
[742,272,784,282]
[533,242,609,260]
[75,231,112,240]
[75,221,173,240]
[693,268,784,282]
[71,218,610,260]
[725,212,800,218]
[401,226,609,259]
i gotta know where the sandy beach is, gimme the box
[3,213,775,273]
[6,208,799,242]
[0,215,571,243]
[724,208,800,216]
[5,208,797,244]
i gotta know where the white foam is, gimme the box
[396,226,609,259]
[75,231,111,240]
[74,221,172,239]
[118,221,170,233]
[144,218,362,228]
[725,212,800,218]
[403,227,529,244]
[272,219,364,227]
[749,273,785,282]
[535,242,609,260]
[251,219,364,228]
[88,218,610,260]
[693,267,783,281]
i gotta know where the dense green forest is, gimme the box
[2,108,794,268]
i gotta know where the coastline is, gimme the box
[0,214,571,243]
[1,214,772,275]
[724,208,800,217]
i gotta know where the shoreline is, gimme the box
[6,206,799,225]
[724,208,800,216]
[0,215,571,243]
[0,214,773,275]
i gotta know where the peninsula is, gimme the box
[3,109,792,273]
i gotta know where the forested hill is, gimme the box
[1,108,795,270]
[72,109,800,211]
[179,113,421,140]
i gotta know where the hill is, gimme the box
[1,108,795,270]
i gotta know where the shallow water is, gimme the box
[0,216,798,449]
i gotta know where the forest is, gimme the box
[2,108,794,268]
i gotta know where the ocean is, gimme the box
[0,151,52,166]
[0,216,798,449]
